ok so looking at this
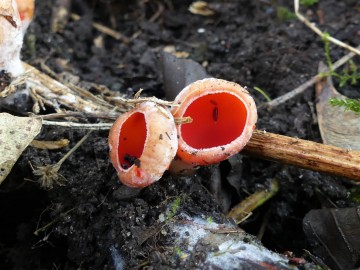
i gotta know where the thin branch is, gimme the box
[37,111,119,120]
[294,0,360,56]
[71,13,130,43]
[266,45,360,108]
[42,120,113,130]
[243,130,360,181]
[267,0,360,109]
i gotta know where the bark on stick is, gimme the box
[243,130,360,181]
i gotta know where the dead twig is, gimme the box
[70,13,130,43]
[243,130,360,182]
[41,120,112,130]
[267,1,360,109]
[37,111,119,121]
[20,62,121,114]
[266,46,360,108]
[31,131,92,188]
[294,0,360,56]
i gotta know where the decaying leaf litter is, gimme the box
[0,0,356,268]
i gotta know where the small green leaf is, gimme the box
[300,0,319,7]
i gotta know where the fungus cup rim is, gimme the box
[172,78,257,165]
[109,101,178,188]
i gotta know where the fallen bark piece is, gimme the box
[316,62,360,150]
[0,113,42,185]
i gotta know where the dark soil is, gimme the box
[1,0,359,269]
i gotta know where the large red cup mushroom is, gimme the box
[108,101,178,188]
[171,78,257,166]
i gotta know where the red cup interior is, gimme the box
[181,92,247,149]
[118,112,147,169]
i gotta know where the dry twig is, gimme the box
[71,13,130,43]
[243,130,360,181]
[31,131,92,188]
[266,46,360,108]
[294,0,360,56]
[266,1,360,108]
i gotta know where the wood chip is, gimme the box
[189,1,215,16]
[30,139,70,150]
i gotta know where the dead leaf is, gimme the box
[0,113,42,185]
[189,1,215,16]
[316,62,360,150]
[30,138,69,150]
[161,52,210,100]
[303,206,360,270]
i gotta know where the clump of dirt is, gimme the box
[1,0,359,269]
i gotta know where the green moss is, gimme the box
[321,33,360,88]
[329,98,360,114]
[276,6,296,22]
[350,186,360,203]
[300,0,319,7]
[167,197,181,220]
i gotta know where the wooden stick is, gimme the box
[243,130,360,181]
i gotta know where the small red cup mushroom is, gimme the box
[108,101,178,188]
[171,78,257,166]
[15,0,34,32]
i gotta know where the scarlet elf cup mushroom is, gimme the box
[109,79,257,187]
[172,78,257,165]
[108,101,178,188]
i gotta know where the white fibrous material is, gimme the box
[0,0,24,76]
[172,215,292,269]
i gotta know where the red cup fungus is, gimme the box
[171,78,257,165]
[16,0,34,32]
[108,101,178,188]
